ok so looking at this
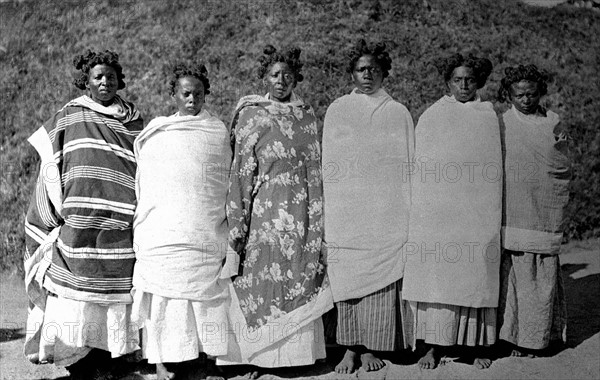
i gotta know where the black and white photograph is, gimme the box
[1,0,598,379]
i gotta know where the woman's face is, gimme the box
[352,55,383,95]
[448,66,478,103]
[86,64,119,106]
[173,76,205,116]
[510,80,541,115]
[265,62,296,103]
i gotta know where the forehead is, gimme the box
[89,64,117,74]
[451,66,475,78]
[355,55,380,68]
[268,62,293,73]
[511,80,539,93]
[176,76,204,90]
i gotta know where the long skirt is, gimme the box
[216,283,327,368]
[498,250,567,349]
[403,301,496,348]
[27,294,139,366]
[131,290,229,364]
[336,280,404,351]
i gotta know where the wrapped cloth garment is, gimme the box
[219,93,333,366]
[501,106,570,254]
[402,95,502,309]
[24,95,143,365]
[498,250,567,349]
[322,88,414,303]
[336,280,405,351]
[402,96,502,348]
[131,111,237,362]
[498,106,570,350]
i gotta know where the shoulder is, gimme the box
[545,109,560,122]
[324,93,353,119]
[387,98,411,115]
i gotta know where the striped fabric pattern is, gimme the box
[336,281,402,351]
[25,95,143,302]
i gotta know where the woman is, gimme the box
[132,63,236,380]
[322,39,414,374]
[218,45,333,376]
[401,53,501,369]
[497,64,569,357]
[24,50,143,378]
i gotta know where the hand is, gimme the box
[219,251,240,279]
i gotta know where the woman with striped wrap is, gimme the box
[23,50,143,378]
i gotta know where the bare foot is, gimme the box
[510,348,536,358]
[360,351,385,372]
[335,349,358,374]
[418,346,440,370]
[473,357,492,369]
[244,369,259,379]
[156,362,176,380]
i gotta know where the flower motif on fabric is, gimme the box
[227,100,328,329]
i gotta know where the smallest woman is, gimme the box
[497,64,570,357]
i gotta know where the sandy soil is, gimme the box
[1,239,598,380]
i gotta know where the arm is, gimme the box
[24,170,62,260]
[226,106,262,256]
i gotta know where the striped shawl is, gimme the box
[25,95,143,304]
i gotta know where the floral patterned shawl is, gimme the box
[226,93,333,354]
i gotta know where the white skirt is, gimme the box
[216,282,327,368]
[131,290,229,364]
[217,318,326,368]
[27,295,139,366]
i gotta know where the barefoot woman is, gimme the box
[402,53,500,370]
[322,39,414,374]
[497,64,569,358]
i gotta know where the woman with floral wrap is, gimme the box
[218,45,333,377]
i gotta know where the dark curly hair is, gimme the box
[257,45,304,83]
[72,50,126,90]
[434,53,493,89]
[497,64,552,103]
[346,39,392,79]
[169,63,211,96]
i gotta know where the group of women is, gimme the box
[23,39,570,380]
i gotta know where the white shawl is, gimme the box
[402,96,502,308]
[132,110,237,301]
[322,88,414,302]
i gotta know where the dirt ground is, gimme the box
[1,239,598,380]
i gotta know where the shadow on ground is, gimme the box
[561,263,600,348]
[0,328,24,343]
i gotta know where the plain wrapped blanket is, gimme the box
[322,88,414,302]
[501,107,570,254]
[402,96,502,308]
[133,111,234,301]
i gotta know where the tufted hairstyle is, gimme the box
[497,64,552,102]
[346,39,392,79]
[257,45,304,83]
[169,63,211,96]
[73,50,126,90]
[434,53,493,89]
